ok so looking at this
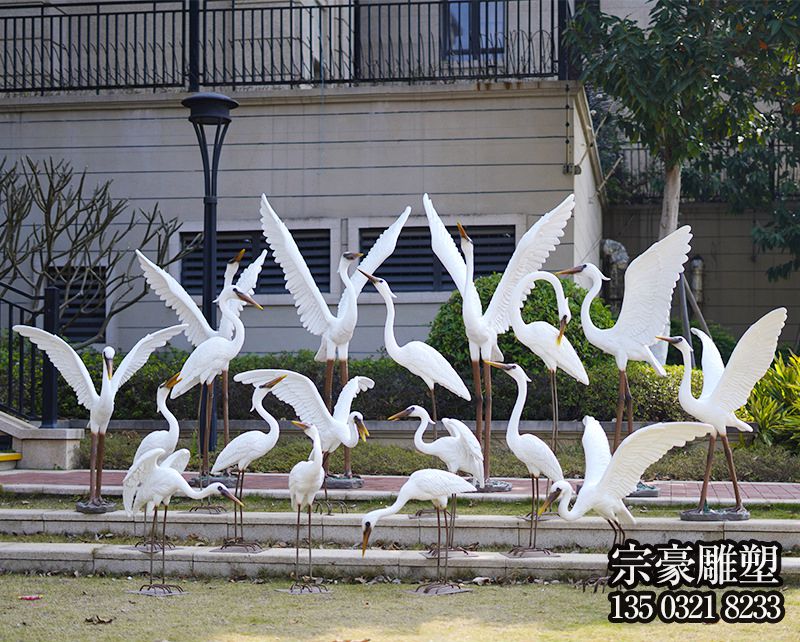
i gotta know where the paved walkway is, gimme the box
[1,469,799,503]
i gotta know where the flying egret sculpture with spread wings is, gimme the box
[659,307,786,520]
[424,193,574,486]
[14,323,186,513]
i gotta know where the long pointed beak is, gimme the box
[456,222,472,243]
[261,374,288,389]
[357,268,379,284]
[163,372,182,389]
[555,266,584,276]
[484,360,512,371]
[361,526,372,557]
[220,487,244,507]
[538,489,560,516]
[656,336,681,344]
[291,420,311,430]
[557,315,568,345]
[343,251,364,261]
[105,357,114,380]
[235,290,264,310]
[356,417,370,442]
[228,248,246,264]
[388,409,413,421]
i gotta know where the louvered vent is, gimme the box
[180,230,331,295]
[359,225,515,291]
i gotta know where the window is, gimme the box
[359,224,515,292]
[50,267,106,343]
[180,230,331,295]
[444,0,505,59]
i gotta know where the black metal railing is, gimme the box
[0,0,572,94]
[0,282,59,427]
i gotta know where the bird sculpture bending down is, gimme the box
[359,270,470,426]
[124,447,242,595]
[132,373,183,466]
[556,226,692,456]
[14,323,187,513]
[361,469,476,595]
[424,193,574,485]
[210,375,288,550]
[538,416,714,590]
[658,306,786,520]
[486,361,564,556]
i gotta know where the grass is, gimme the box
[79,432,800,483]
[1,575,798,642]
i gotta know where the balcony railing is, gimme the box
[0,0,573,94]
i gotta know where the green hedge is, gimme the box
[742,352,800,452]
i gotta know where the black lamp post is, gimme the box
[182,92,238,479]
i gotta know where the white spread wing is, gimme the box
[691,329,726,400]
[707,308,787,412]
[596,422,713,502]
[162,448,191,474]
[349,206,411,296]
[485,194,575,333]
[111,324,187,393]
[123,447,165,515]
[611,226,692,347]
[218,249,268,340]
[441,418,483,465]
[581,416,611,487]
[234,368,332,433]
[135,250,215,347]
[13,325,98,410]
[332,376,375,421]
[423,194,467,296]
[260,195,333,336]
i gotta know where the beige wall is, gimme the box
[605,202,799,344]
[2,80,601,355]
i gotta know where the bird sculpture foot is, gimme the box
[505,546,558,558]
[579,576,609,593]
[188,503,227,514]
[410,508,438,519]
[287,581,329,595]
[76,498,117,514]
[133,539,166,554]
[314,500,348,515]
[136,582,185,596]
[412,582,471,596]
[520,511,559,522]
[220,538,263,553]
[424,544,478,558]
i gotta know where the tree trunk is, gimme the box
[658,163,682,239]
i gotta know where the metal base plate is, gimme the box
[680,506,751,522]
[214,540,264,554]
[189,474,237,489]
[277,583,330,595]
[627,481,660,498]
[475,478,513,493]
[129,584,185,597]
[409,583,472,596]
[520,512,559,522]
[502,547,560,559]
[186,503,227,514]
[324,475,364,489]
[422,548,477,559]
[76,499,117,514]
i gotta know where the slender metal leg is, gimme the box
[697,434,717,510]
[95,432,106,503]
[307,505,313,581]
[161,504,168,584]
[624,372,634,437]
[321,452,330,501]
[237,470,245,540]
[340,359,353,477]
[471,360,483,448]
[88,432,97,504]
[720,433,744,510]
[222,369,230,447]
[149,506,158,585]
[294,505,301,582]
[552,372,559,455]
[443,501,454,584]
[202,382,213,479]
[613,370,625,453]
[449,495,457,550]
[324,359,334,412]
[429,387,438,438]
[482,360,493,480]
[529,475,536,548]
[435,508,442,580]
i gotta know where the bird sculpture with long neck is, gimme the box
[133,373,183,465]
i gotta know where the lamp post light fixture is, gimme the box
[182,92,238,485]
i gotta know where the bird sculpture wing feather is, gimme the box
[707,308,787,413]
[441,418,484,464]
[484,194,575,334]
[580,416,612,487]
[611,226,692,348]
[135,250,216,346]
[13,325,98,410]
[332,376,375,421]
[691,329,726,400]
[412,468,477,497]
[123,447,165,515]
[260,195,333,336]
[596,422,714,503]
[423,194,467,296]
[348,206,411,297]
[162,448,191,474]
[218,249,268,340]
[111,324,187,392]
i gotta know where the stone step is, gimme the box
[1,509,798,550]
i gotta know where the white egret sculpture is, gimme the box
[136,247,267,445]
[556,226,692,452]
[133,373,183,465]
[169,287,262,481]
[659,306,786,519]
[540,416,714,549]
[287,421,327,594]
[424,193,573,484]
[510,271,588,452]
[361,469,476,594]
[210,375,287,550]
[233,368,371,505]
[124,447,242,595]
[486,361,563,555]
[359,270,470,424]
[14,323,186,513]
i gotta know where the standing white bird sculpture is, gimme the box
[658,307,786,518]
[486,361,563,555]
[287,421,327,594]
[359,270,470,425]
[136,247,267,445]
[210,375,287,549]
[169,287,262,479]
[424,193,573,482]
[556,225,692,452]
[389,405,484,491]
[123,447,242,595]
[510,271,589,453]
[361,469,476,594]
[132,373,183,465]
[14,323,186,513]
[233,368,371,503]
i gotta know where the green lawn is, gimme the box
[1,575,797,642]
